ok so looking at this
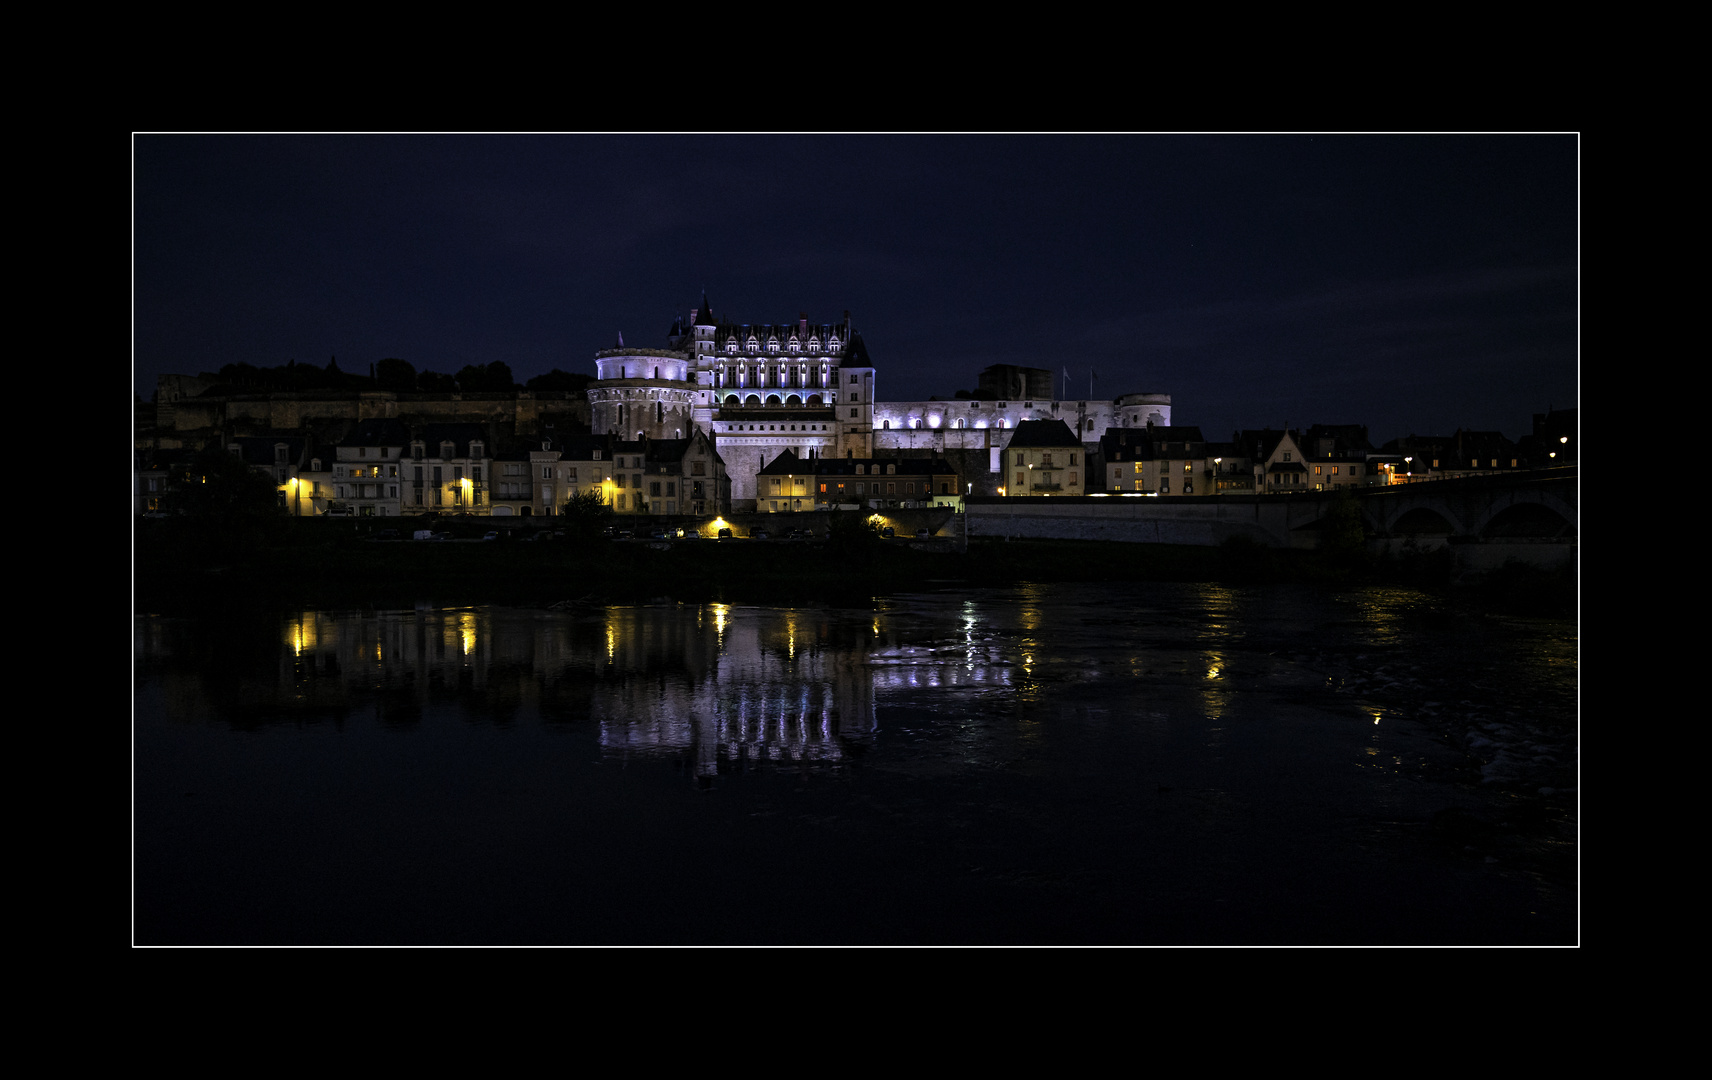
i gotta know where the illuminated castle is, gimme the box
[588,294,1169,508]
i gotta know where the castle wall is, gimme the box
[151,388,590,439]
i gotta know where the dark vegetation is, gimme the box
[193,358,590,396]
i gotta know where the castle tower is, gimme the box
[588,334,697,441]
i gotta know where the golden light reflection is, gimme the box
[285,616,319,657]
[711,603,729,649]
[460,612,477,656]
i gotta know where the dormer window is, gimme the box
[471,441,484,458]
[593,449,601,461]
[808,338,820,353]
[789,338,800,353]
[441,442,455,459]
[727,341,738,353]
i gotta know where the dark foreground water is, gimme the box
[134,582,1577,945]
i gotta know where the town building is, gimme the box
[999,420,1086,496]
[1299,424,1378,490]
[755,450,960,513]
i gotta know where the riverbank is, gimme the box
[133,518,1575,617]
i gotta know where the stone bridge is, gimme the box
[962,467,1577,570]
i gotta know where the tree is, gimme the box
[560,487,614,540]
[526,369,590,392]
[376,358,416,391]
[166,445,285,521]
[417,370,456,392]
[1320,487,1370,569]
[455,361,516,392]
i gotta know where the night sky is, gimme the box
[133,134,1578,446]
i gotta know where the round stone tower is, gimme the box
[1114,392,1172,429]
[588,343,697,440]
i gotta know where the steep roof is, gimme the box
[1004,418,1083,449]
[340,417,412,447]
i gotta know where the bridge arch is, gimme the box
[1471,491,1578,538]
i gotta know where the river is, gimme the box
[134,582,1577,944]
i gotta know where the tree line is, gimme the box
[201,358,589,394]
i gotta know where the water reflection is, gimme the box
[141,583,1577,795]
[136,582,1578,944]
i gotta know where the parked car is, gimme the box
[483,531,499,541]
[717,528,733,539]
